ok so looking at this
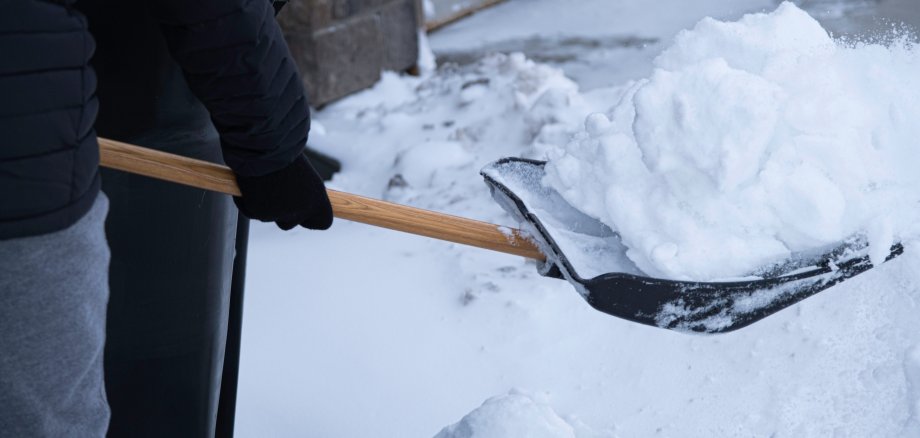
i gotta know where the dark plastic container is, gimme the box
[81,1,246,436]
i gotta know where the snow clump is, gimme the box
[434,391,605,438]
[541,2,920,281]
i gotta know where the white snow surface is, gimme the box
[434,390,599,438]
[541,2,920,281]
[237,1,920,437]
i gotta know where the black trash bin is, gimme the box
[80,2,246,436]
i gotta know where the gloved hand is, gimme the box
[233,153,334,230]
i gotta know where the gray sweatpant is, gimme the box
[0,194,111,437]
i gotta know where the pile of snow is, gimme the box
[541,2,920,280]
[310,52,601,222]
[434,391,601,438]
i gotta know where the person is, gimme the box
[0,0,331,436]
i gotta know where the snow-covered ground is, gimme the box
[430,0,776,90]
[237,1,920,436]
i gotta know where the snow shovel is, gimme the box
[98,139,902,334]
[481,158,903,334]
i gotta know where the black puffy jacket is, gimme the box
[0,0,310,239]
[0,0,100,239]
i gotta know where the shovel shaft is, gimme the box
[98,138,545,261]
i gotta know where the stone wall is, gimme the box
[278,0,421,106]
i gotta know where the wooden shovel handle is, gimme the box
[97,138,545,261]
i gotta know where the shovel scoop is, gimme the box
[481,158,903,334]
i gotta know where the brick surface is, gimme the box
[331,0,351,19]
[314,15,386,102]
[276,0,334,30]
[379,0,419,71]
[278,0,420,105]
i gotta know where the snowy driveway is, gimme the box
[237,1,920,437]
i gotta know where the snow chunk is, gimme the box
[541,2,920,280]
[435,391,604,438]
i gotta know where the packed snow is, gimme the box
[542,2,920,281]
[434,390,599,438]
[237,1,920,437]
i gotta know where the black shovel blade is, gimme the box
[481,158,903,334]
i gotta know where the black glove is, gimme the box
[233,153,334,230]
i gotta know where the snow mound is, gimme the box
[540,2,920,281]
[434,391,604,438]
[313,52,596,223]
